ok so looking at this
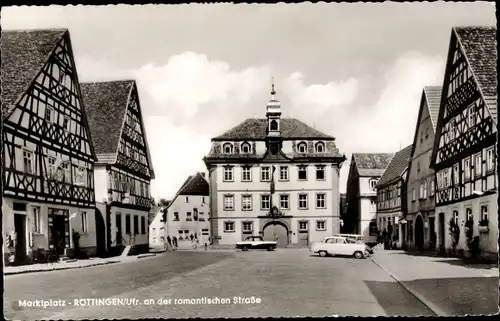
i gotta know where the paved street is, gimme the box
[370,248,499,316]
[5,249,437,319]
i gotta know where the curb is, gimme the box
[370,256,447,317]
[4,260,122,276]
[137,253,156,259]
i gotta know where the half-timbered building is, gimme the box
[405,86,441,251]
[2,29,97,265]
[430,26,497,260]
[203,84,346,248]
[376,145,413,249]
[343,153,393,246]
[80,80,155,256]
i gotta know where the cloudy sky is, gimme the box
[2,2,495,200]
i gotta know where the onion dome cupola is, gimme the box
[266,78,281,138]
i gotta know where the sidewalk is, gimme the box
[4,253,158,276]
[370,248,499,316]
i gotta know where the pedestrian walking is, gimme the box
[166,235,172,251]
[190,234,194,241]
[172,236,178,250]
[204,242,208,251]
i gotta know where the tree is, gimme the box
[158,198,171,222]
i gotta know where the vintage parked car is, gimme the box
[333,234,375,254]
[235,236,277,251]
[310,236,370,259]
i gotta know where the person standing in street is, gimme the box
[172,236,178,250]
[166,235,172,251]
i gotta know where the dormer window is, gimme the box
[297,142,307,154]
[223,143,233,154]
[369,179,377,190]
[315,142,325,153]
[241,142,251,154]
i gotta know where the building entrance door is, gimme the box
[263,223,288,248]
[14,214,27,263]
[429,216,436,249]
[52,215,67,256]
[116,214,123,246]
[438,213,445,249]
[415,215,424,250]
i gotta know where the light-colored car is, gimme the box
[310,236,369,259]
[235,236,277,251]
[333,234,374,254]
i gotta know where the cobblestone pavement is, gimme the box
[10,248,437,319]
[371,249,499,316]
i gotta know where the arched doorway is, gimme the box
[415,215,424,251]
[95,209,107,257]
[263,222,289,248]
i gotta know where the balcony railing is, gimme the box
[109,190,152,208]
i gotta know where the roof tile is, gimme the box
[80,81,134,155]
[213,118,335,140]
[178,173,209,196]
[377,145,413,187]
[1,29,67,120]
[423,86,442,131]
[352,153,394,171]
[455,26,497,122]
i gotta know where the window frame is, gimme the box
[297,142,307,154]
[223,166,234,182]
[316,165,326,180]
[279,194,290,210]
[369,221,378,236]
[242,221,253,233]
[298,193,308,210]
[223,194,235,211]
[261,166,271,182]
[240,142,251,154]
[298,221,309,232]
[298,165,308,181]
[279,166,289,181]
[224,221,235,233]
[486,147,495,172]
[241,166,252,182]
[241,194,253,211]
[23,148,34,174]
[315,142,325,153]
[315,220,326,231]
[260,194,271,210]
[316,193,326,209]
[32,206,42,233]
[222,143,233,154]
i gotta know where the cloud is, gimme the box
[335,51,445,192]
[144,116,212,201]
[134,52,271,121]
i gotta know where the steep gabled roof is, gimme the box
[377,145,413,187]
[1,29,67,120]
[80,81,134,155]
[454,26,497,122]
[423,86,442,130]
[178,173,209,196]
[431,26,497,167]
[212,118,335,141]
[352,153,394,177]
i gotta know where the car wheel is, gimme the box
[318,251,327,257]
[267,246,275,251]
[242,246,249,252]
[353,251,364,259]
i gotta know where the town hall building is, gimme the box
[203,84,346,248]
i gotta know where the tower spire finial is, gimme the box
[271,76,276,97]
